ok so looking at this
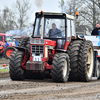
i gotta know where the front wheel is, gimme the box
[51,53,70,83]
[9,51,25,80]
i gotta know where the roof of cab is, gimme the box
[0,33,6,36]
[36,12,75,20]
[66,14,74,20]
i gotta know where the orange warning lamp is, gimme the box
[76,12,79,16]
[74,36,77,39]
[76,11,79,18]
[41,10,43,13]
[41,10,44,17]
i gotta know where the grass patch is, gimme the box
[0,69,9,72]
[0,65,9,73]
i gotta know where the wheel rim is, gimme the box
[6,49,14,58]
[63,60,67,77]
[86,47,93,78]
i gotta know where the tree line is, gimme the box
[0,0,100,33]
[65,0,100,29]
[0,0,32,33]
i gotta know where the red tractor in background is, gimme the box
[9,11,96,82]
[0,33,16,59]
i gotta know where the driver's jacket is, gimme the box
[48,28,62,38]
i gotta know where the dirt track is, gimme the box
[0,59,100,100]
[0,77,100,100]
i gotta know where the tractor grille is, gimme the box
[32,45,44,56]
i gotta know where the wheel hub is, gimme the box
[63,60,67,77]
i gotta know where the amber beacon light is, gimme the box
[76,12,79,16]
[41,10,44,17]
[76,11,79,18]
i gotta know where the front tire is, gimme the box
[9,51,25,80]
[51,53,70,83]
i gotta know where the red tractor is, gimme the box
[0,33,15,59]
[9,12,94,82]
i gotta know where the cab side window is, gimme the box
[0,36,3,41]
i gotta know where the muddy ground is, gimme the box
[0,59,100,100]
[0,78,100,100]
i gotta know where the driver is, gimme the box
[47,23,62,38]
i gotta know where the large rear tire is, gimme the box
[9,51,25,80]
[78,40,94,81]
[67,40,83,81]
[51,53,70,83]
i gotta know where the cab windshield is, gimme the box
[34,17,65,38]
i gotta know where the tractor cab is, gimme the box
[32,12,75,49]
[25,12,76,74]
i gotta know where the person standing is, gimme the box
[91,23,100,35]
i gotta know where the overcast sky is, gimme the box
[0,0,62,23]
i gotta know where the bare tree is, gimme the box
[65,0,83,16]
[80,0,100,28]
[0,7,15,32]
[65,0,100,29]
[0,0,32,33]
[14,0,32,30]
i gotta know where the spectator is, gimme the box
[91,23,100,35]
